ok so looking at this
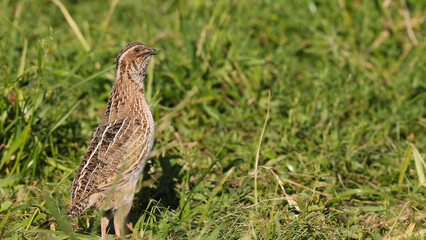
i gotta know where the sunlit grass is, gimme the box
[1,0,425,239]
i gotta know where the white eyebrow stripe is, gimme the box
[117,45,141,69]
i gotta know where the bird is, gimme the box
[69,41,157,238]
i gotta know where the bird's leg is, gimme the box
[113,210,122,236]
[113,204,132,236]
[101,214,110,239]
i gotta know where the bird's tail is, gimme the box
[68,199,88,218]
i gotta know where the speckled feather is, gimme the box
[69,42,155,218]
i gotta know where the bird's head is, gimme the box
[116,41,157,78]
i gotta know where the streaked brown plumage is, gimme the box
[69,41,156,238]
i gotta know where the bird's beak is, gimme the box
[148,48,158,55]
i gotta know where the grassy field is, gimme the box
[1,0,425,239]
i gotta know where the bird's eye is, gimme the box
[135,49,140,53]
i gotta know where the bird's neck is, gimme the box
[102,72,149,122]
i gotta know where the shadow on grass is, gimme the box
[128,154,184,229]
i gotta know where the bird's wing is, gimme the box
[97,120,153,190]
[70,117,136,205]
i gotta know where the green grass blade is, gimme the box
[198,167,234,229]
[411,144,425,186]
[398,145,412,184]
[48,99,82,134]
[17,38,28,78]
[42,193,75,239]
[60,65,115,96]
[50,0,90,51]
[178,158,219,219]
[0,173,22,188]
[0,125,30,169]
[327,189,388,205]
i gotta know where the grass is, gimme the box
[1,0,425,239]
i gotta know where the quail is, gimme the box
[69,41,157,238]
